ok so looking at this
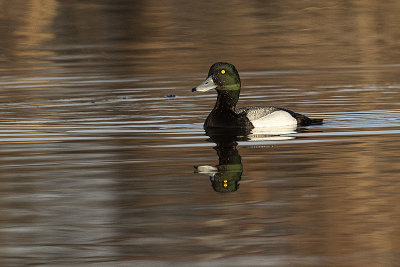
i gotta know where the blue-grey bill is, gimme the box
[192,76,216,92]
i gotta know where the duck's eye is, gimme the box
[220,69,226,75]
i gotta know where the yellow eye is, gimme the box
[221,69,226,74]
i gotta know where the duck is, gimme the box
[192,62,323,129]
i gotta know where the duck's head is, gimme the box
[192,62,241,93]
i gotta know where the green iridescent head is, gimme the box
[192,62,241,92]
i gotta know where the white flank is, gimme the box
[250,110,298,128]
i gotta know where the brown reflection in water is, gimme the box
[242,135,400,265]
[0,0,58,63]
[111,134,400,265]
[0,1,399,265]
[1,1,399,73]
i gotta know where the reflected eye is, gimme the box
[221,69,226,75]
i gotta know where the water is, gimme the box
[1,1,400,266]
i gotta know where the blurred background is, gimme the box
[2,0,400,73]
[0,0,400,266]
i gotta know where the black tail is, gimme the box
[278,108,323,126]
[310,118,323,125]
[292,113,323,126]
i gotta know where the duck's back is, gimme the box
[235,106,279,120]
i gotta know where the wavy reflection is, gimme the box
[194,126,297,193]
[194,131,243,193]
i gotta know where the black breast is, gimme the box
[204,109,253,129]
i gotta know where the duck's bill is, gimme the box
[192,76,216,92]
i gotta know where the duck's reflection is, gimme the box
[194,130,244,193]
[194,126,298,193]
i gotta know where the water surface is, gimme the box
[1,1,400,266]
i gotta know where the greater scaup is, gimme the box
[192,62,323,129]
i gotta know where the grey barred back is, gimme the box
[235,106,279,121]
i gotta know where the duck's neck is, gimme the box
[214,90,240,111]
